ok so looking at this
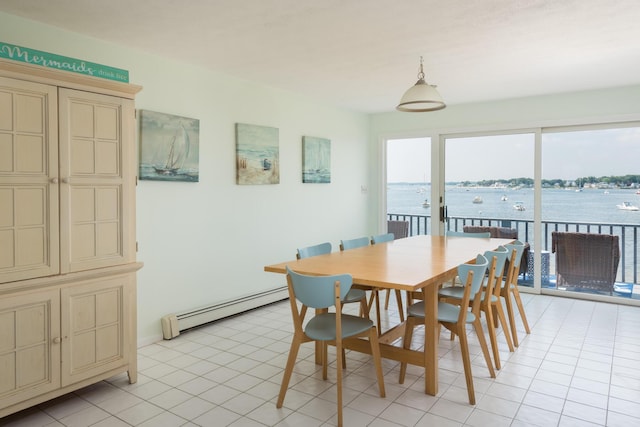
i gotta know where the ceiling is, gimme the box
[2,0,640,113]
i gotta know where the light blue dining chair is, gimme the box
[501,240,530,347]
[445,230,492,238]
[277,266,385,427]
[339,236,381,332]
[399,254,493,405]
[370,232,405,325]
[371,233,394,244]
[439,246,514,370]
[339,236,370,250]
[297,242,368,316]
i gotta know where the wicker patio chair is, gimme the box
[551,232,620,295]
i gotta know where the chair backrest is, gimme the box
[286,266,352,309]
[446,230,491,238]
[457,254,489,299]
[371,233,394,244]
[297,242,332,260]
[551,232,620,291]
[340,236,370,251]
[504,240,526,269]
[387,220,409,239]
[484,246,510,297]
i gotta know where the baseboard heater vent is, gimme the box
[161,286,288,339]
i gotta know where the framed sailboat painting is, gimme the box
[302,136,331,183]
[139,110,200,182]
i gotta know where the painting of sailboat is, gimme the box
[236,123,280,185]
[302,136,331,183]
[139,110,199,182]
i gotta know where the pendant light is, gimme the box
[396,56,446,112]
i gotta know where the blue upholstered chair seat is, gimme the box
[305,313,375,341]
[406,300,476,324]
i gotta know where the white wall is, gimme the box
[0,12,374,344]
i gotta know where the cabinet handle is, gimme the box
[52,337,61,344]
[61,177,69,184]
[50,177,59,184]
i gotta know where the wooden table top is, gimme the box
[264,235,514,291]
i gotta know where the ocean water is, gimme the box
[388,183,640,225]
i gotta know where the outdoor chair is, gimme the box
[551,231,620,295]
[399,254,493,405]
[277,267,385,427]
[446,230,491,238]
[387,220,409,240]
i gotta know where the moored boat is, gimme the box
[617,201,639,211]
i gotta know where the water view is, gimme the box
[388,183,640,224]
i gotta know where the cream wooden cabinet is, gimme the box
[0,58,142,417]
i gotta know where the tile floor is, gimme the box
[3,293,640,426]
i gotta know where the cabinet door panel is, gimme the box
[0,77,59,284]
[0,289,60,406]
[61,275,132,387]
[59,89,135,272]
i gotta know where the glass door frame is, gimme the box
[438,129,543,294]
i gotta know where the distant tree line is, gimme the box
[460,175,640,188]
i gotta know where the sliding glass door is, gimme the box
[541,125,640,300]
[386,138,431,235]
[443,132,538,289]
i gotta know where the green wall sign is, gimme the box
[0,42,129,83]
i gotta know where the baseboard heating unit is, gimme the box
[161,286,288,339]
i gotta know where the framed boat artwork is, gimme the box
[235,123,280,185]
[302,136,331,183]
[139,110,200,182]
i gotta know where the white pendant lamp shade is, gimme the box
[396,57,446,112]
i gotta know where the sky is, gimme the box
[387,127,640,183]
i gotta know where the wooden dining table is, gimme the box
[264,234,513,396]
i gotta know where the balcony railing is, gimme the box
[387,213,639,286]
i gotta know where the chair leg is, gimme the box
[473,317,496,379]
[359,297,370,320]
[511,285,531,334]
[502,289,520,347]
[394,290,405,322]
[399,316,417,384]
[277,334,302,408]
[322,342,329,380]
[368,327,386,397]
[454,322,476,405]
[335,339,343,427]
[493,301,515,352]
[482,303,501,370]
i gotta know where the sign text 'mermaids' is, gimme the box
[0,42,129,83]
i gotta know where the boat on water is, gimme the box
[472,196,483,204]
[501,194,508,201]
[617,201,639,211]
[422,199,430,208]
[513,201,526,211]
[153,125,190,175]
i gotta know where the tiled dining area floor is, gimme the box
[4,293,640,426]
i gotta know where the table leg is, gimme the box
[424,285,438,395]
